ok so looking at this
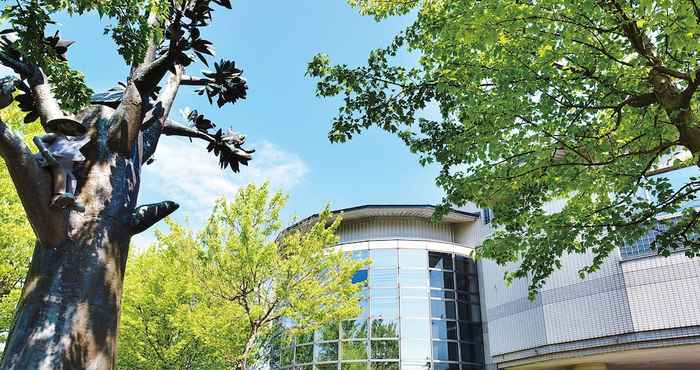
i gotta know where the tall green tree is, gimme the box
[0,105,39,346]
[119,183,365,370]
[0,1,254,367]
[309,0,700,294]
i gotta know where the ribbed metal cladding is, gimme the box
[337,217,454,244]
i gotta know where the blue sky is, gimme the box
[47,1,443,246]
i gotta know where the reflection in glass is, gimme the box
[431,300,457,320]
[430,271,455,290]
[399,249,427,269]
[371,249,398,269]
[352,249,369,261]
[282,346,294,366]
[429,252,453,270]
[432,341,459,362]
[371,269,398,288]
[459,322,483,343]
[400,339,431,362]
[353,270,369,284]
[341,341,368,361]
[400,319,429,339]
[431,290,455,300]
[400,298,429,318]
[401,287,428,298]
[297,332,314,344]
[317,364,338,370]
[358,299,369,319]
[316,342,339,362]
[399,270,428,287]
[459,343,483,364]
[342,319,368,339]
[295,365,313,370]
[432,320,458,340]
[454,256,475,274]
[317,323,339,341]
[341,362,367,370]
[372,288,399,298]
[372,319,399,338]
[460,366,484,370]
[433,363,459,370]
[370,340,399,359]
[370,362,399,370]
[296,344,314,364]
[371,298,398,319]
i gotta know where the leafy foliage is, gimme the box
[119,183,365,369]
[0,104,41,344]
[310,0,700,295]
[184,109,254,172]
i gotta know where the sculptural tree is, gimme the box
[0,1,254,368]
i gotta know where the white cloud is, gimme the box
[134,137,308,248]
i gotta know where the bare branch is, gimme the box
[180,75,212,86]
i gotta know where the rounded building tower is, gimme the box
[279,205,486,370]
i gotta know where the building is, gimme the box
[279,169,700,370]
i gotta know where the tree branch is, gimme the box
[142,66,184,161]
[180,75,212,86]
[0,119,65,246]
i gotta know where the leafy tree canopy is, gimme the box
[309,0,700,295]
[119,183,365,369]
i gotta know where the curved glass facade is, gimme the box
[278,243,484,370]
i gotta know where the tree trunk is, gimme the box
[1,106,142,369]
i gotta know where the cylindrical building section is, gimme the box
[278,205,485,370]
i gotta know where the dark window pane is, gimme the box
[370,340,399,359]
[470,304,481,322]
[430,271,454,290]
[431,320,458,340]
[316,342,339,362]
[371,319,399,338]
[371,250,398,269]
[431,290,455,299]
[433,364,459,370]
[370,361,399,370]
[456,292,478,303]
[342,319,368,339]
[399,249,427,269]
[459,323,483,343]
[431,300,457,319]
[455,273,470,292]
[457,302,468,322]
[432,341,459,362]
[400,298,429,318]
[460,342,484,364]
[341,341,367,361]
[461,366,484,370]
[282,346,294,366]
[428,252,453,270]
[296,365,313,370]
[296,344,314,364]
[340,363,366,370]
[318,323,339,341]
[454,256,476,274]
[353,270,369,284]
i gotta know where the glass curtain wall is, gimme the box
[278,245,484,370]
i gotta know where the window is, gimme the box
[370,340,399,359]
[399,270,428,287]
[281,346,294,366]
[371,250,398,269]
[371,298,398,319]
[431,290,455,300]
[341,363,366,370]
[341,341,367,361]
[433,364,459,370]
[459,343,483,364]
[400,298,429,318]
[454,257,476,275]
[432,320,458,340]
[459,322,483,343]
[370,362,399,370]
[400,340,430,362]
[353,270,369,284]
[400,363,430,370]
[371,319,399,338]
[296,344,314,364]
[431,300,457,320]
[317,323,339,341]
[399,249,427,269]
[481,208,491,225]
[316,342,339,362]
[432,341,459,362]
[430,271,455,290]
[429,252,453,270]
[400,319,429,339]
[297,332,314,344]
[371,270,398,288]
[401,287,428,298]
[342,319,368,340]
[372,288,399,298]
